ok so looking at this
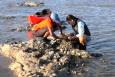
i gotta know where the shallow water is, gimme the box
[0,55,16,77]
[0,0,115,77]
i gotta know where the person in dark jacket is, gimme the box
[66,14,91,50]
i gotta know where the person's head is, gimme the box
[66,14,78,26]
[34,12,42,17]
[41,9,51,16]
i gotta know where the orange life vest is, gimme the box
[27,15,45,25]
[31,17,53,31]
[27,16,53,40]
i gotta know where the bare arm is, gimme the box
[47,26,60,39]
[68,35,79,41]
[78,35,86,45]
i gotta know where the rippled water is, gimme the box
[0,55,16,77]
[0,0,115,77]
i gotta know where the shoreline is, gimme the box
[0,55,16,77]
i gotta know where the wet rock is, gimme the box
[16,26,26,32]
[59,56,69,65]
[16,1,44,7]
[0,38,93,77]
[90,53,103,58]
[9,28,17,32]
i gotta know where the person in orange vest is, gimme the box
[27,12,45,40]
[27,12,44,26]
[40,9,63,36]
[27,9,63,40]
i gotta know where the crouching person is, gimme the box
[66,14,91,50]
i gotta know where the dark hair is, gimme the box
[41,9,51,15]
[66,14,79,21]
[35,12,42,16]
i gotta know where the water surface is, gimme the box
[0,0,115,77]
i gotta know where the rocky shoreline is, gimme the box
[0,38,92,77]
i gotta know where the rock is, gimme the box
[16,26,25,32]
[43,63,54,76]
[24,1,38,7]
[79,50,92,59]
[0,38,93,77]
[53,53,60,59]
[48,51,54,57]
[17,1,44,7]
[59,56,69,65]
